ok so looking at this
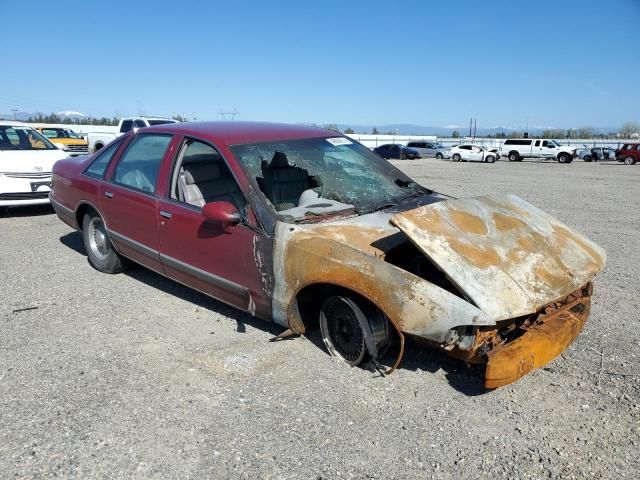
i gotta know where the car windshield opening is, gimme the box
[231,137,431,223]
[0,126,57,150]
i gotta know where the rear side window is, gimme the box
[119,120,134,133]
[113,134,172,193]
[134,120,147,128]
[621,144,630,150]
[84,139,123,178]
[505,139,532,145]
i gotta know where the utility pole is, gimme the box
[218,108,239,121]
[10,109,18,120]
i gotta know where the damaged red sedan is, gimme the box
[50,122,606,388]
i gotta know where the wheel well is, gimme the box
[294,283,383,334]
[75,203,97,230]
[509,150,519,157]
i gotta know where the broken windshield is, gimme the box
[231,136,428,222]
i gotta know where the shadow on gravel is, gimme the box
[0,204,54,218]
[304,329,487,396]
[59,230,488,395]
[58,231,281,337]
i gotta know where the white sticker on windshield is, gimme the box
[326,137,352,146]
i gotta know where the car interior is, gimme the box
[256,151,315,211]
[175,148,245,212]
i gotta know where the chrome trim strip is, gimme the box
[108,230,160,261]
[159,253,248,298]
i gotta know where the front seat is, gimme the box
[179,161,244,209]
[260,151,311,210]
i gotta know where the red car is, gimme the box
[616,143,640,165]
[50,122,606,388]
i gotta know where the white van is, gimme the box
[500,139,576,163]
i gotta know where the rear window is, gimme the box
[147,120,176,126]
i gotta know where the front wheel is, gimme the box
[558,153,572,163]
[319,296,388,367]
[82,212,129,274]
[624,156,636,165]
[452,153,461,162]
[583,155,592,162]
[400,153,407,160]
[435,153,443,159]
[486,155,496,163]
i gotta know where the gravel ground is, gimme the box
[1,158,638,479]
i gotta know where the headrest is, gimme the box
[270,151,290,168]
[183,163,221,185]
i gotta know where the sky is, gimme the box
[1,0,638,129]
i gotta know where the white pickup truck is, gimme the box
[500,138,576,163]
[87,117,178,152]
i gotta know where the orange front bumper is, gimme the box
[485,293,590,389]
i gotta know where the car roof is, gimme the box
[141,121,337,146]
[0,120,29,127]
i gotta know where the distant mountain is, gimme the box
[57,110,88,120]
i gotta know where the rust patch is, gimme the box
[448,239,502,269]
[552,224,603,266]
[492,212,527,231]
[534,266,570,291]
[449,209,488,235]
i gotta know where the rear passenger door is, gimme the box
[100,133,175,273]
[156,137,269,316]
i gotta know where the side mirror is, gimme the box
[202,201,241,233]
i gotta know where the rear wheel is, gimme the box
[583,155,592,162]
[508,152,519,162]
[82,212,128,274]
[435,153,443,159]
[624,156,636,165]
[452,153,461,162]
[319,295,388,367]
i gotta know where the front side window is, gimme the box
[84,139,123,178]
[113,134,172,193]
[0,126,57,150]
[170,139,246,215]
[231,136,429,222]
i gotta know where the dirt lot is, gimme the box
[1,159,638,479]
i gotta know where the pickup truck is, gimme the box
[500,138,576,163]
[87,117,178,152]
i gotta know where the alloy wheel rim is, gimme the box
[88,217,110,261]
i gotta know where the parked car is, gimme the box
[577,147,617,162]
[87,117,178,152]
[615,143,640,165]
[36,126,89,156]
[449,144,498,163]
[373,144,420,159]
[500,138,575,163]
[50,121,606,388]
[0,121,69,207]
[406,141,451,159]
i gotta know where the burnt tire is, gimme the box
[452,153,461,162]
[624,156,636,165]
[82,212,128,274]
[319,295,389,367]
[508,152,520,162]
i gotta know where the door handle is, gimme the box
[159,210,172,219]
[104,191,113,199]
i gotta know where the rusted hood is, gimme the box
[390,194,606,320]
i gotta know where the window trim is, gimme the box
[108,133,174,196]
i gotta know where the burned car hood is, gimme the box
[390,194,606,320]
